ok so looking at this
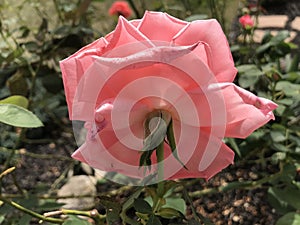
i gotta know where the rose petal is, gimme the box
[70,43,208,121]
[170,141,234,180]
[216,83,277,138]
[173,19,237,82]
[138,11,188,42]
[60,38,108,118]
[104,16,154,57]
[166,124,234,180]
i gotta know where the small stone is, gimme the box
[233,199,243,207]
[48,142,56,149]
[57,175,97,210]
[253,30,297,43]
[243,202,250,209]
[232,215,240,222]
[223,209,231,216]
[257,15,288,28]
[249,172,258,180]
[81,162,93,175]
[291,17,300,31]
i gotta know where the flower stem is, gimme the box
[156,140,165,197]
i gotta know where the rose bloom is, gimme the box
[109,1,132,18]
[239,14,254,28]
[60,11,277,182]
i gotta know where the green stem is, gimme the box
[189,171,282,198]
[62,209,105,224]
[156,141,165,197]
[0,196,64,224]
[182,186,204,223]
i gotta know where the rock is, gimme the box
[81,162,94,175]
[256,15,288,28]
[57,175,97,210]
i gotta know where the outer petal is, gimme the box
[161,123,234,180]
[60,16,153,119]
[60,37,108,118]
[218,83,277,138]
[169,140,234,180]
[173,19,237,82]
[73,114,234,181]
[138,11,188,42]
[103,16,154,57]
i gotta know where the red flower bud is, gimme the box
[109,1,132,18]
[239,14,254,29]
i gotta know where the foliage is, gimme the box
[230,2,300,223]
[0,0,299,225]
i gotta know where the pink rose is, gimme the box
[60,11,277,183]
[239,14,254,28]
[109,1,132,18]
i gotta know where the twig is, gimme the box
[0,167,15,179]
[44,208,105,224]
[50,162,74,193]
[0,195,64,224]
[188,171,282,198]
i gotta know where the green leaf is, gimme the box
[163,197,186,216]
[276,81,300,99]
[0,104,43,128]
[133,198,153,214]
[270,31,290,45]
[157,207,181,219]
[98,196,121,225]
[256,42,271,54]
[63,215,92,225]
[23,41,39,52]
[275,186,300,210]
[275,104,286,116]
[226,138,241,158]
[17,214,31,225]
[268,187,296,214]
[0,95,29,108]
[166,119,187,170]
[270,131,286,142]
[146,214,162,225]
[276,98,294,106]
[261,30,273,44]
[286,54,299,73]
[236,64,262,88]
[121,188,143,225]
[276,212,300,225]
[0,215,4,224]
[271,152,287,164]
[272,143,289,152]
[5,48,24,63]
[122,187,143,212]
[38,200,65,211]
